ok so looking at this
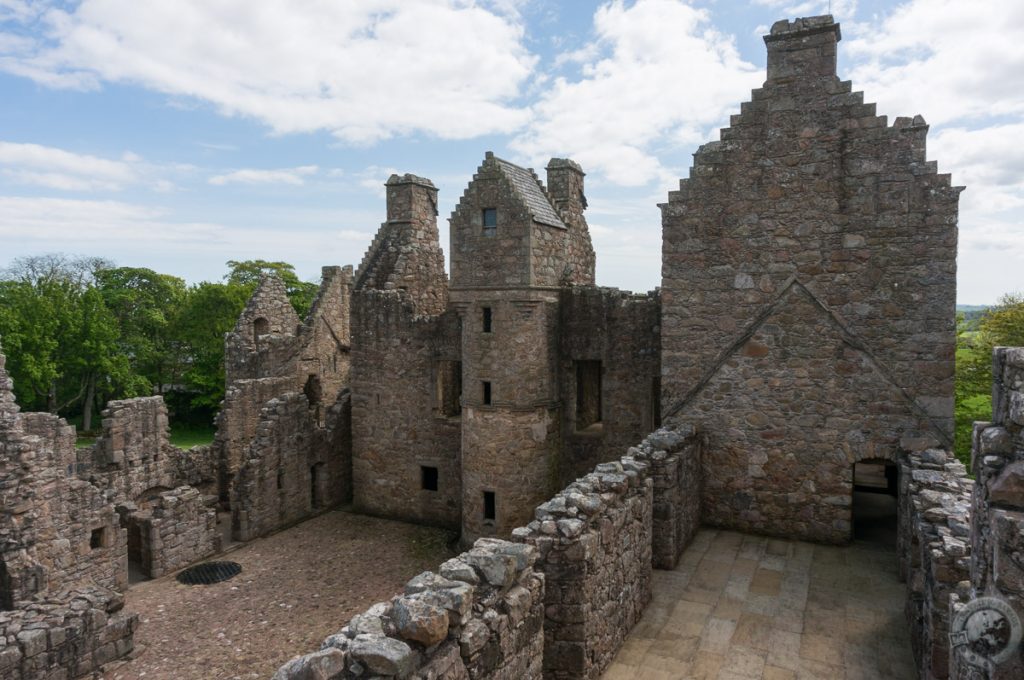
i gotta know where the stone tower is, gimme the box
[450,152,593,541]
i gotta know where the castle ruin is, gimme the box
[0,14,1021,680]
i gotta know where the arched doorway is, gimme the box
[852,458,898,544]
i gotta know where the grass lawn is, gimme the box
[169,424,216,449]
[75,423,215,450]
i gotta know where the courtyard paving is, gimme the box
[102,509,456,680]
[603,528,916,680]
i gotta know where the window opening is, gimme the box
[253,317,269,344]
[482,381,492,405]
[575,361,602,430]
[482,306,493,333]
[482,208,497,236]
[90,527,105,550]
[421,466,439,491]
[483,491,496,521]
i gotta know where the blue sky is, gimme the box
[1,0,1022,304]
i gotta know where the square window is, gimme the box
[90,527,105,550]
[421,466,439,491]
[482,208,497,236]
[482,381,492,405]
[482,306,492,333]
[483,491,496,521]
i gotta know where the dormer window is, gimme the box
[482,208,497,237]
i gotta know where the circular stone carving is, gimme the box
[950,596,1022,669]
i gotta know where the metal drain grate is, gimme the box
[176,561,242,585]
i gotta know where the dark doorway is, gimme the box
[0,559,12,610]
[310,462,325,510]
[852,459,898,545]
[303,374,322,405]
[127,521,150,583]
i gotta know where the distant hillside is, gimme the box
[957,305,990,325]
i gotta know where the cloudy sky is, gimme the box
[1,0,1021,304]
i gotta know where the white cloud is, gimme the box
[845,0,1024,126]
[751,0,858,22]
[931,124,1024,215]
[209,165,319,187]
[0,0,536,144]
[0,140,139,191]
[511,0,760,186]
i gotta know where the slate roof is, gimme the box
[494,157,565,229]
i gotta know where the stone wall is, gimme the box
[1,410,127,603]
[646,427,704,569]
[0,586,138,680]
[558,286,661,483]
[120,486,220,579]
[898,441,972,680]
[351,291,462,529]
[232,390,352,541]
[510,425,698,679]
[273,539,544,680]
[513,461,652,679]
[950,347,1024,679]
[660,15,959,544]
[0,343,137,677]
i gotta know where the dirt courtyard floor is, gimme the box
[102,509,457,680]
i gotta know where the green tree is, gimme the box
[95,267,188,395]
[225,259,318,317]
[954,293,1024,463]
[175,281,250,410]
[0,255,127,423]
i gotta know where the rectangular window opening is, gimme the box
[482,208,497,236]
[421,466,439,491]
[90,527,105,550]
[482,306,492,333]
[482,381,492,405]
[437,361,462,417]
[651,376,662,430]
[575,360,603,431]
[483,491,496,521]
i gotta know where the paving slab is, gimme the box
[603,529,916,680]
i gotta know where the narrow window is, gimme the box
[421,466,439,491]
[303,374,322,405]
[575,361,603,430]
[483,491,496,521]
[437,361,462,417]
[253,317,269,343]
[482,306,493,333]
[482,381,492,405]
[277,469,284,490]
[482,208,497,237]
[90,527,105,550]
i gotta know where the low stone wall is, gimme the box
[950,347,1024,679]
[273,539,544,680]
[272,424,698,680]
[645,426,703,569]
[513,460,651,680]
[0,586,138,680]
[898,442,972,680]
[121,486,220,578]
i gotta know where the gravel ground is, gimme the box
[101,509,457,680]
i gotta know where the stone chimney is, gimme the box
[764,15,841,83]
[545,158,586,219]
[385,173,438,225]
